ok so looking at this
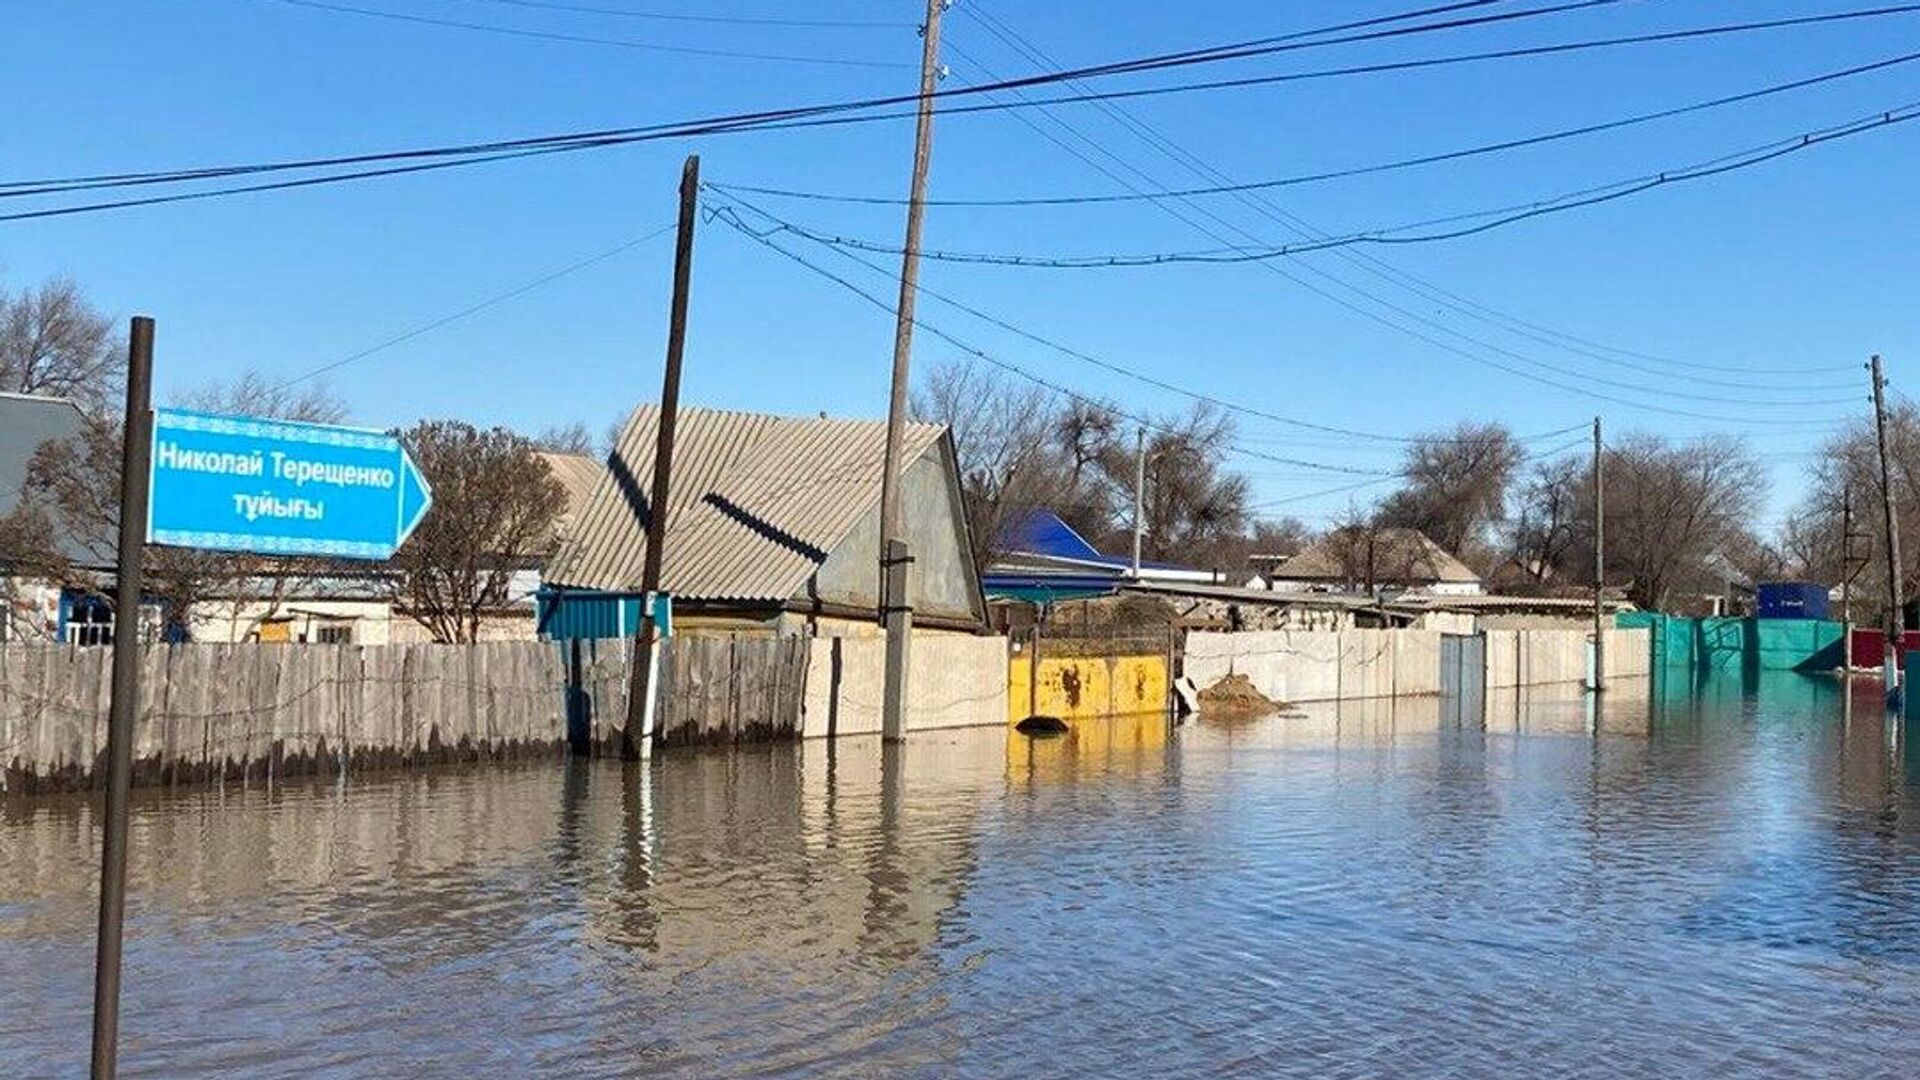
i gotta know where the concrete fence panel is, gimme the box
[803,634,1006,738]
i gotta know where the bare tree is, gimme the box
[388,420,567,643]
[3,371,358,639]
[913,360,1071,567]
[1598,434,1765,610]
[532,421,601,457]
[1125,403,1250,570]
[1504,454,1585,592]
[0,276,124,412]
[1376,421,1522,561]
[173,369,349,424]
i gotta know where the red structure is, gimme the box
[1846,627,1920,670]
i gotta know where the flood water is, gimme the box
[5,674,1920,1078]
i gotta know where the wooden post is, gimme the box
[878,0,946,743]
[1871,354,1904,700]
[91,316,155,1080]
[624,154,699,758]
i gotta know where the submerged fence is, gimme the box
[1615,613,1847,673]
[1183,628,1651,707]
[2,633,1012,795]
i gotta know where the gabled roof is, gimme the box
[535,451,603,545]
[1274,527,1480,585]
[547,405,945,601]
[1002,508,1104,562]
[0,392,86,519]
[991,508,1215,581]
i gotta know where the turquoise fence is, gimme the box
[1615,613,1844,674]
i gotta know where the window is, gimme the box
[314,624,353,645]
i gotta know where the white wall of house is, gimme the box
[1,577,63,643]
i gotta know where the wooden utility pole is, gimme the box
[624,154,700,758]
[1871,354,1905,697]
[91,316,154,1080]
[1592,416,1606,695]
[878,0,946,743]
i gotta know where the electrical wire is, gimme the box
[957,1,1865,387]
[244,0,913,68]
[716,191,1869,411]
[441,0,913,29]
[10,1,1919,212]
[709,49,1920,208]
[709,208,1401,477]
[744,103,1919,275]
[269,223,677,390]
[712,191,1588,446]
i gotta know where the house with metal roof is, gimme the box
[538,405,987,638]
[1262,526,1484,597]
[981,508,1221,603]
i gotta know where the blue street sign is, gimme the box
[146,408,432,560]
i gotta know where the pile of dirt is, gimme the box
[1196,673,1282,714]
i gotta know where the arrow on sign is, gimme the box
[146,408,433,561]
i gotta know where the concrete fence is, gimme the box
[801,634,1007,737]
[1184,627,1652,706]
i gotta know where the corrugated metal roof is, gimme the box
[547,405,945,601]
[535,451,603,545]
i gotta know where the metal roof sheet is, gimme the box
[547,405,945,601]
[534,451,603,545]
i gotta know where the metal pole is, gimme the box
[90,316,154,1080]
[1871,354,1905,697]
[878,0,946,743]
[624,154,699,759]
[1028,605,1043,717]
[1131,426,1145,578]
[1592,416,1606,695]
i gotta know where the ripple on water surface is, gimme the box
[3,676,1919,1078]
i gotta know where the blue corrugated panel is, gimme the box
[1756,581,1831,621]
[537,587,638,641]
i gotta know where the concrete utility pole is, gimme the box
[878,0,946,743]
[91,316,154,1080]
[1871,354,1905,697]
[1842,487,1854,625]
[1131,426,1146,578]
[624,154,699,758]
[1592,416,1606,695]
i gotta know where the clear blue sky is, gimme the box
[5,1,1918,531]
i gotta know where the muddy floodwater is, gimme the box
[5,675,1920,1078]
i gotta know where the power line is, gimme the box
[244,0,913,68]
[710,208,1401,478]
[746,102,1920,274]
[716,183,1870,412]
[936,9,1868,416]
[11,2,1919,212]
[270,223,677,390]
[710,50,1920,209]
[957,1,1865,390]
[712,192,1591,446]
[441,0,913,29]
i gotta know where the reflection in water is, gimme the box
[5,679,1920,1078]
